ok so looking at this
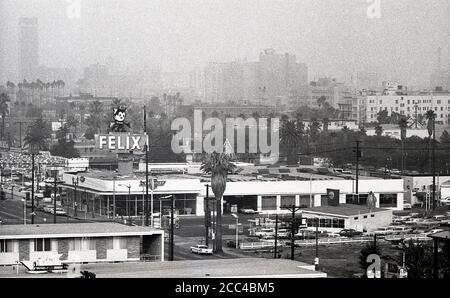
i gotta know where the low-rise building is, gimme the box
[0,223,164,266]
[301,204,393,232]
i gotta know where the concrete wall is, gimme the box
[347,210,393,232]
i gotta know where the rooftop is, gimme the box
[302,204,390,217]
[0,223,162,239]
[0,258,326,278]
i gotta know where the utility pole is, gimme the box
[53,172,57,223]
[282,204,302,260]
[169,195,174,261]
[432,113,436,210]
[31,152,35,224]
[315,217,319,270]
[204,184,210,247]
[144,106,150,226]
[274,213,278,259]
[355,140,361,194]
[15,121,27,151]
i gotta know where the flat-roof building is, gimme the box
[0,223,164,266]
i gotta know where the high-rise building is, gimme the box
[18,17,39,81]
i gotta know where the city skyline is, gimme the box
[0,0,449,88]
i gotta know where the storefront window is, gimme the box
[0,240,13,253]
[261,196,277,210]
[380,194,397,208]
[299,195,311,208]
[69,237,96,251]
[346,194,368,205]
[280,196,295,208]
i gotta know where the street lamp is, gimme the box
[231,213,239,249]
[72,177,79,217]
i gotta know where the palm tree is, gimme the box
[24,117,51,151]
[0,93,10,140]
[398,116,408,174]
[280,120,302,165]
[375,124,383,137]
[200,152,236,252]
[323,118,330,132]
[426,110,436,173]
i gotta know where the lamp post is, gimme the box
[231,213,239,249]
[11,185,14,200]
[72,177,79,217]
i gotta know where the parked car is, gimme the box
[373,227,395,236]
[50,207,67,216]
[339,229,363,237]
[190,245,213,255]
[403,203,412,210]
[390,226,413,235]
[439,198,450,205]
[239,208,258,214]
[254,228,275,238]
[426,228,444,235]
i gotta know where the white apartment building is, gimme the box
[364,93,450,125]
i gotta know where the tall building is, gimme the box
[18,17,39,82]
[356,71,379,91]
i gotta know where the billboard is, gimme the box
[326,188,340,206]
[94,133,148,153]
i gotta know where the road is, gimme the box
[0,198,85,224]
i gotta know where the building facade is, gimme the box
[18,17,39,82]
[0,223,164,266]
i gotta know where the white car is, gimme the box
[403,203,412,210]
[254,228,275,238]
[190,245,213,255]
[239,208,258,214]
[439,198,450,205]
[426,229,444,235]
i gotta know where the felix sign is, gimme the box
[95,134,148,152]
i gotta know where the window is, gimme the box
[281,196,295,208]
[106,237,127,250]
[299,195,311,208]
[371,214,375,218]
[34,238,51,252]
[380,194,397,208]
[363,215,368,219]
[261,196,276,210]
[354,217,359,220]
[69,238,96,251]
[0,240,13,253]
[346,194,368,205]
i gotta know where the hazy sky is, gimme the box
[1,0,449,86]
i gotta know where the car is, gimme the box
[439,198,450,205]
[239,208,258,214]
[426,228,444,235]
[190,245,213,255]
[373,227,395,236]
[339,229,363,237]
[390,169,401,175]
[254,228,275,238]
[50,207,67,216]
[390,226,413,235]
[432,215,446,221]
[341,170,353,174]
[403,203,412,210]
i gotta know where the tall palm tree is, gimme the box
[200,152,236,252]
[0,93,10,141]
[398,116,408,174]
[24,117,51,151]
[426,110,436,173]
[375,124,383,137]
[280,120,302,165]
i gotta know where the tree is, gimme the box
[280,120,302,165]
[317,96,327,108]
[375,125,383,137]
[200,152,236,252]
[0,93,10,140]
[24,117,51,151]
[398,117,408,173]
[398,240,433,278]
[51,125,80,158]
[377,110,390,124]
[440,130,450,145]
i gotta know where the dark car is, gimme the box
[339,229,363,237]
